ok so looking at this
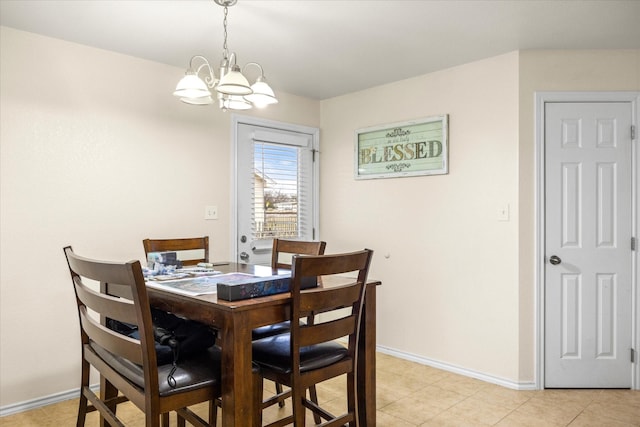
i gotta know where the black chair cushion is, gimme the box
[252,333,348,375]
[90,342,221,397]
[252,321,292,340]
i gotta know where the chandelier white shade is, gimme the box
[173,72,212,99]
[245,75,278,107]
[216,64,252,95]
[173,0,278,111]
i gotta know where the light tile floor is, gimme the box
[1,352,639,426]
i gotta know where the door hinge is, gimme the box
[632,348,636,363]
[632,125,636,140]
[312,149,317,162]
[312,228,316,240]
[632,237,637,251]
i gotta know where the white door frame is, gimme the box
[229,114,320,261]
[535,91,640,390]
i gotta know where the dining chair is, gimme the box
[143,236,209,266]
[64,246,221,427]
[254,239,327,412]
[251,249,374,427]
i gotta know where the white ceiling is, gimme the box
[1,0,639,100]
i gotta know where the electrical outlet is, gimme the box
[204,205,218,220]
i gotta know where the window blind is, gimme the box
[251,132,312,241]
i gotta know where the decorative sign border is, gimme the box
[355,115,448,179]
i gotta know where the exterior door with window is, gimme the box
[234,118,319,266]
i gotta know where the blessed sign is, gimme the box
[355,115,448,179]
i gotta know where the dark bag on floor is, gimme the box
[107,308,216,365]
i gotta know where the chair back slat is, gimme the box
[66,249,140,286]
[299,283,363,314]
[298,317,356,347]
[294,253,369,278]
[73,276,138,325]
[271,239,326,269]
[143,237,209,266]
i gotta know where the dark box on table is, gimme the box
[217,275,291,301]
[216,274,317,301]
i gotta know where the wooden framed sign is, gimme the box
[355,115,448,179]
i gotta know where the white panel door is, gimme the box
[544,102,633,388]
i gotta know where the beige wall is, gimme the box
[2,23,639,409]
[320,52,522,383]
[0,26,319,407]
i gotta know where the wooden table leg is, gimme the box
[221,313,254,427]
[358,283,377,426]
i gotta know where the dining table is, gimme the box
[142,262,381,427]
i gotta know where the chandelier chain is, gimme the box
[222,6,229,58]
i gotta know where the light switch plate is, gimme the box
[205,205,218,220]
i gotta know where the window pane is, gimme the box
[253,142,302,239]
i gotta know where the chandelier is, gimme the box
[173,0,278,111]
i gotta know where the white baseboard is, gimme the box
[376,345,538,391]
[0,384,99,418]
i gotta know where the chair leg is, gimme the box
[347,372,357,427]
[76,388,89,427]
[176,411,185,427]
[308,385,321,424]
[209,400,217,427]
[76,359,90,427]
[275,382,285,408]
[162,412,170,427]
[253,370,264,427]
[292,385,306,427]
[304,314,320,423]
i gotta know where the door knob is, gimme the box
[549,255,561,265]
